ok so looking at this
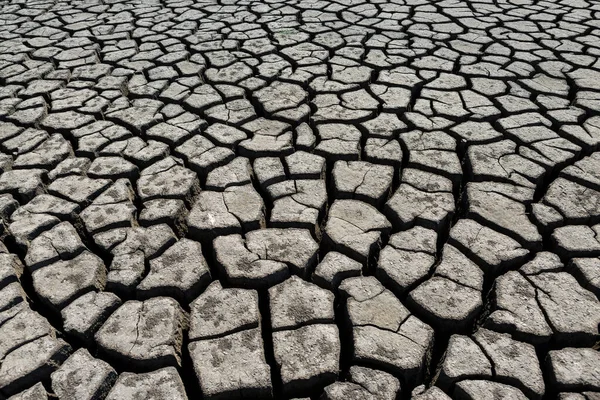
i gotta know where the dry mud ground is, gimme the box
[0,0,599,399]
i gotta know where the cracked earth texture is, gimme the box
[0,0,599,399]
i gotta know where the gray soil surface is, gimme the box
[0,0,599,399]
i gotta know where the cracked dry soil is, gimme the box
[0,0,599,399]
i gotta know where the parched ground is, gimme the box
[0,0,599,399]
